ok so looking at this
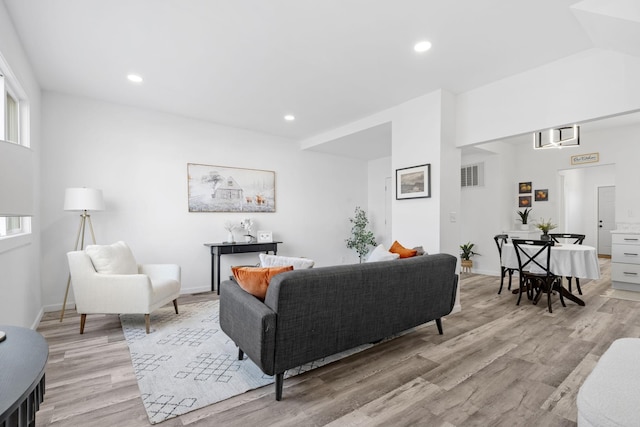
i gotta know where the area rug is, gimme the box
[120,300,371,424]
[601,288,640,302]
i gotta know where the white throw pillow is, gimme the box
[85,241,138,274]
[366,244,400,263]
[259,253,314,269]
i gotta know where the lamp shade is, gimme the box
[63,188,105,211]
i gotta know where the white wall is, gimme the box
[40,92,369,310]
[0,2,42,328]
[367,156,391,248]
[456,48,640,147]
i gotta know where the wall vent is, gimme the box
[461,163,484,188]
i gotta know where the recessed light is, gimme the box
[127,74,143,83]
[284,115,295,121]
[414,40,432,53]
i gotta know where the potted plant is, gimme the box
[346,206,377,263]
[535,218,557,240]
[517,208,532,230]
[459,242,479,272]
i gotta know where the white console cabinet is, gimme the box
[611,232,640,292]
[506,230,540,240]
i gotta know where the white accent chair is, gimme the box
[67,241,181,334]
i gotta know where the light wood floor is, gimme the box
[36,258,639,426]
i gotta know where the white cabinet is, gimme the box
[611,232,640,291]
[506,230,541,240]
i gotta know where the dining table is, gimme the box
[502,242,601,306]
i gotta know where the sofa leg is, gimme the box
[435,318,443,335]
[275,373,284,401]
[238,348,244,360]
[173,299,179,314]
[80,314,86,334]
[145,314,150,334]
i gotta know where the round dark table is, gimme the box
[0,325,48,427]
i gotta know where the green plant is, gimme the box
[535,218,557,233]
[459,242,479,261]
[517,208,532,224]
[345,206,377,263]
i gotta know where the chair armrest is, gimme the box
[220,279,277,374]
[138,264,181,283]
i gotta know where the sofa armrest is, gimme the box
[219,279,277,375]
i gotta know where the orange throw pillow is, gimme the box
[231,266,294,299]
[389,240,418,258]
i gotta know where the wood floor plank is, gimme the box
[35,258,634,426]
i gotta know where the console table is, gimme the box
[204,241,282,294]
[0,325,48,427]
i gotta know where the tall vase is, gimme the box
[227,231,235,243]
[541,232,550,241]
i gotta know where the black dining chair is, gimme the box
[512,239,565,313]
[493,234,517,294]
[550,233,586,295]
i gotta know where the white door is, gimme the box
[598,186,615,256]
[385,177,392,248]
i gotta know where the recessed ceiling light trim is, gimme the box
[127,74,143,83]
[414,40,432,53]
[284,115,295,121]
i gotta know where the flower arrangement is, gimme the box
[223,221,239,243]
[240,218,254,242]
[535,218,557,234]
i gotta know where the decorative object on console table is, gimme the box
[241,218,254,242]
[459,241,479,273]
[516,208,531,230]
[60,187,105,321]
[223,221,238,243]
[187,163,275,213]
[396,163,431,200]
[204,241,283,294]
[611,231,640,292]
[257,230,273,243]
[534,218,557,241]
[345,206,377,263]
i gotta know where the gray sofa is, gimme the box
[219,253,458,400]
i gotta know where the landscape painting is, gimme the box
[187,163,275,212]
[396,164,431,200]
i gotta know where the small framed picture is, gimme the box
[519,196,532,208]
[257,230,273,243]
[396,164,431,200]
[535,189,549,201]
[519,182,532,194]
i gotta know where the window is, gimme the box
[1,54,31,241]
[461,162,485,188]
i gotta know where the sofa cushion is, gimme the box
[389,240,418,258]
[366,244,400,262]
[232,265,294,299]
[85,241,138,274]
[259,253,314,269]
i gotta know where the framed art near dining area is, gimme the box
[396,164,431,200]
[187,163,276,212]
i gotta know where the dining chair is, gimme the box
[493,234,516,294]
[550,233,586,295]
[512,239,565,313]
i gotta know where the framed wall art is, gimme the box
[396,164,431,200]
[187,163,275,212]
[519,196,532,208]
[535,189,549,201]
[519,182,532,194]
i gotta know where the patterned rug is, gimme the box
[120,300,371,424]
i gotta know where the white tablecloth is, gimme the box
[503,243,601,280]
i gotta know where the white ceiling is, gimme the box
[3,0,638,159]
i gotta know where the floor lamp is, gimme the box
[60,187,105,321]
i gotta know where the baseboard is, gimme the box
[31,307,45,329]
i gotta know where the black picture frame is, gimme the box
[396,164,431,200]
